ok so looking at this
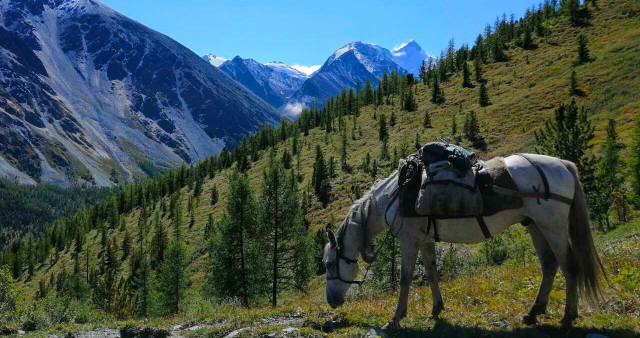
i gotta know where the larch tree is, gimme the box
[311,146,330,207]
[259,156,311,307]
[423,111,432,128]
[595,120,624,231]
[474,57,483,82]
[462,62,473,88]
[632,116,640,203]
[157,206,187,315]
[206,169,267,307]
[479,82,491,107]
[577,34,591,65]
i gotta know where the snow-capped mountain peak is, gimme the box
[391,39,431,76]
[264,61,308,79]
[290,64,320,76]
[202,54,228,67]
[324,41,399,77]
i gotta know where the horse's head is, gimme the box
[323,228,359,308]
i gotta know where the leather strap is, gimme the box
[476,216,492,239]
[430,217,440,242]
[516,154,551,200]
[491,185,573,205]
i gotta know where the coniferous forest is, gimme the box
[1,0,639,336]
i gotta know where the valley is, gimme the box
[1,0,639,337]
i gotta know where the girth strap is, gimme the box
[476,216,492,239]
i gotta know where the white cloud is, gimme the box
[282,101,306,117]
[290,64,321,76]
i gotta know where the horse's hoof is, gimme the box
[381,320,398,330]
[428,314,440,321]
[522,314,538,326]
[561,315,577,327]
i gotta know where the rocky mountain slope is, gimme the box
[217,56,308,108]
[0,0,281,187]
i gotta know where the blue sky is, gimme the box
[101,0,537,67]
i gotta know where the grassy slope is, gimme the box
[14,0,640,335]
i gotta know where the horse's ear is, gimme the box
[327,229,337,248]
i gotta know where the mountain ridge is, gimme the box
[0,0,282,186]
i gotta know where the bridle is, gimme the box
[326,187,401,286]
[326,246,364,285]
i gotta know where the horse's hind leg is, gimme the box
[523,221,559,325]
[531,217,579,326]
[421,242,444,319]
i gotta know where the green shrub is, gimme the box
[482,235,509,266]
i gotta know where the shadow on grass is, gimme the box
[381,319,639,338]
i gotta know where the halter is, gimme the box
[325,247,364,285]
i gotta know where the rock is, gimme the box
[74,329,120,338]
[367,327,388,338]
[223,328,250,338]
[120,325,170,338]
[490,320,508,329]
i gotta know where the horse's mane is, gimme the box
[336,171,398,247]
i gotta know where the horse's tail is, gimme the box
[563,160,607,307]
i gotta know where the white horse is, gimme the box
[323,154,605,329]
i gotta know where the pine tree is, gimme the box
[122,230,131,260]
[132,255,151,317]
[423,111,432,128]
[577,34,591,64]
[462,62,473,88]
[378,114,388,141]
[149,212,167,270]
[371,159,379,178]
[569,69,579,95]
[632,116,640,203]
[479,82,491,107]
[414,133,421,150]
[419,60,428,84]
[403,88,418,112]
[474,57,483,82]
[311,146,330,207]
[390,110,397,127]
[535,100,598,211]
[563,0,580,25]
[431,76,445,104]
[158,206,187,314]
[523,26,534,49]
[464,111,481,141]
[259,158,311,307]
[206,170,267,306]
[380,136,390,160]
[210,185,219,206]
[193,177,203,198]
[595,120,623,230]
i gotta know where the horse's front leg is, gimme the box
[422,241,444,319]
[382,240,418,330]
